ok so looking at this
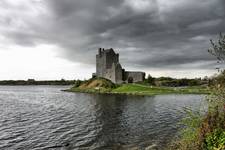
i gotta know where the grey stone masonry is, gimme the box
[95,48,145,83]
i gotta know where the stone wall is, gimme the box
[105,50,118,69]
[96,48,105,77]
[114,63,123,83]
[124,71,145,83]
[104,68,115,83]
[96,48,122,83]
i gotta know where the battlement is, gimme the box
[98,48,119,59]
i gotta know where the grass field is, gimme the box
[111,84,209,96]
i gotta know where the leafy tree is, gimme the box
[146,74,155,85]
[208,33,225,65]
[74,80,82,87]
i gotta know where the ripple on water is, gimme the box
[0,86,206,150]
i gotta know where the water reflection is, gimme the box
[81,94,159,149]
[0,86,204,150]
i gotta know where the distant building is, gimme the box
[95,48,145,83]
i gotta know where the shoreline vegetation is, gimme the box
[168,71,225,150]
[65,77,210,96]
[0,79,75,86]
[168,34,225,150]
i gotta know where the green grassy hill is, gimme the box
[68,78,116,93]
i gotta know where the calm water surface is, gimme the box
[0,86,205,150]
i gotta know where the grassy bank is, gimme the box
[111,84,209,96]
[67,78,209,96]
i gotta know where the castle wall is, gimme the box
[104,68,115,83]
[96,49,107,77]
[114,63,123,83]
[103,63,123,83]
[96,54,103,76]
[124,71,145,83]
[105,50,118,69]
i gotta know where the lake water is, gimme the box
[0,86,205,150]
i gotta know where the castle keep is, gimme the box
[95,48,145,83]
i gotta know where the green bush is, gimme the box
[74,80,82,87]
[205,128,225,150]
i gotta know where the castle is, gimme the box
[94,48,145,83]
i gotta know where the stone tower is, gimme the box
[95,48,145,83]
[96,48,123,83]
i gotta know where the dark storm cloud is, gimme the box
[0,0,225,71]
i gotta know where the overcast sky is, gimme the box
[0,0,224,80]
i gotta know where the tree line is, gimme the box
[143,75,209,87]
[0,79,76,85]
